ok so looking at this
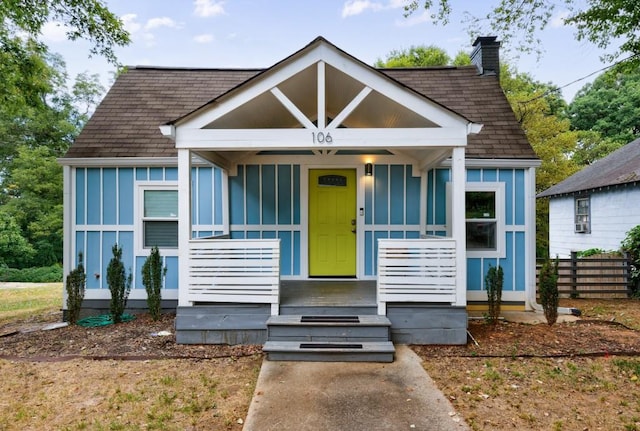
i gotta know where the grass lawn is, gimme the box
[0,283,62,326]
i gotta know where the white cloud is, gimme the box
[40,21,70,43]
[395,11,431,27]
[121,13,142,34]
[194,0,225,17]
[194,33,214,44]
[551,10,570,28]
[341,0,405,18]
[145,17,180,31]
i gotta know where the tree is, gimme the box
[0,212,35,268]
[375,45,469,67]
[142,246,166,321]
[0,0,130,65]
[107,244,132,324]
[404,1,640,68]
[500,65,579,256]
[569,68,640,149]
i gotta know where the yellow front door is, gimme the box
[309,169,357,277]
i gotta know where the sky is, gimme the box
[40,0,616,103]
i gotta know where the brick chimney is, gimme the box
[470,36,501,78]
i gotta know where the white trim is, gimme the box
[317,61,326,129]
[58,157,178,167]
[271,87,316,129]
[82,289,179,301]
[174,127,469,149]
[467,291,526,302]
[525,166,541,312]
[134,181,180,257]
[327,86,372,130]
[441,158,541,168]
[178,149,192,306]
[62,165,72,310]
[464,182,507,259]
[451,147,467,306]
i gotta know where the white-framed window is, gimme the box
[136,183,178,254]
[574,196,590,233]
[445,182,505,258]
[464,183,505,258]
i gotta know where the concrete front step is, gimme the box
[263,341,395,362]
[266,315,391,342]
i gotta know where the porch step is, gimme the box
[264,315,394,362]
[263,341,395,362]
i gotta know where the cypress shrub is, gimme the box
[142,246,166,320]
[539,257,559,325]
[485,265,503,325]
[65,253,86,325]
[107,244,132,323]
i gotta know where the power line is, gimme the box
[518,54,640,104]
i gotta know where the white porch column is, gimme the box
[178,149,192,307]
[62,165,72,310]
[451,146,467,307]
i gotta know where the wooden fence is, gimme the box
[536,252,633,298]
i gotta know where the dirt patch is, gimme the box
[414,299,640,431]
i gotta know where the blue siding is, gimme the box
[102,169,117,225]
[293,165,300,224]
[75,231,85,266]
[135,256,146,289]
[483,169,497,182]
[118,231,134,283]
[277,165,292,224]
[213,167,223,225]
[230,165,244,225]
[467,169,481,182]
[165,167,178,181]
[102,232,117,289]
[374,165,388,224]
[390,165,404,224]
[365,173,373,225]
[118,168,134,225]
[75,169,85,225]
[515,232,526,291]
[426,170,434,225]
[499,169,513,225]
[467,258,482,291]
[87,168,101,225]
[390,231,403,239]
[500,232,514,291]
[246,165,260,224]
[483,258,498,290]
[165,256,179,289]
[247,231,260,239]
[279,231,292,276]
[434,169,449,224]
[262,165,276,224]
[150,167,163,181]
[515,169,525,225]
[373,231,388,276]
[136,168,147,181]
[293,231,301,275]
[365,231,373,276]
[86,231,101,289]
[406,231,420,239]
[198,167,213,225]
[406,165,420,225]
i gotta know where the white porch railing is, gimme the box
[187,239,280,315]
[377,238,457,314]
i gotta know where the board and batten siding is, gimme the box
[548,185,640,258]
[423,167,528,297]
[73,165,224,298]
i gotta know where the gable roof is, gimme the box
[63,39,536,160]
[538,138,640,198]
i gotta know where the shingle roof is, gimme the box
[538,138,640,198]
[64,65,535,160]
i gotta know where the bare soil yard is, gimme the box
[0,293,639,430]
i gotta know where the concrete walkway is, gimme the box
[242,345,469,431]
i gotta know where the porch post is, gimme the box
[178,149,192,307]
[62,165,72,310]
[451,146,467,307]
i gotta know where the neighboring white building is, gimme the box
[539,138,640,257]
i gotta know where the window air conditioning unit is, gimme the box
[575,223,588,233]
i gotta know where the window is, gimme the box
[575,196,590,233]
[142,189,178,248]
[466,191,497,250]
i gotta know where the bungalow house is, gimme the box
[60,37,539,361]
[538,138,640,257]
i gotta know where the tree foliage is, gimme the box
[404,1,640,68]
[375,45,470,67]
[142,246,166,321]
[539,257,559,325]
[485,265,503,324]
[568,68,640,151]
[65,253,86,325]
[0,0,130,65]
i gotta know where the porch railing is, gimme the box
[187,238,280,315]
[377,238,457,314]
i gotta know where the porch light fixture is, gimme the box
[365,163,373,176]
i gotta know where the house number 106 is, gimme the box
[312,132,333,144]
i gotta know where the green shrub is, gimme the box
[142,246,166,321]
[107,244,132,324]
[539,257,559,325]
[0,265,63,282]
[485,265,503,325]
[621,225,640,296]
[65,253,86,324]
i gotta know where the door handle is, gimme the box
[351,219,356,234]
